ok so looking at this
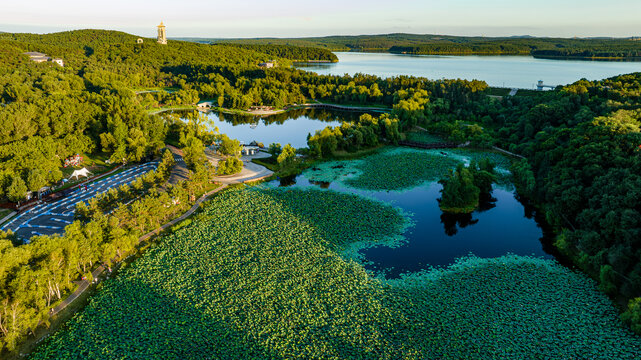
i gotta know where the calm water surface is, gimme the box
[178,109,368,148]
[297,52,641,89]
[277,174,553,278]
[178,107,553,278]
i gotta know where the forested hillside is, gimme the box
[223,44,338,62]
[1,28,641,356]
[361,73,641,328]
[0,30,289,201]
[217,33,641,59]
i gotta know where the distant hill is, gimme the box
[0,29,336,68]
[207,33,641,60]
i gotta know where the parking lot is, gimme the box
[1,162,158,241]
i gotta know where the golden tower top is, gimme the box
[157,21,167,45]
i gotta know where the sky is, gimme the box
[1,0,640,38]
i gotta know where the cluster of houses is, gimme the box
[24,52,64,67]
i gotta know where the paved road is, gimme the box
[166,145,189,185]
[207,150,274,184]
[1,162,158,241]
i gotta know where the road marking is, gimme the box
[4,162,158,238]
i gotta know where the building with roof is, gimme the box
[24,52,64,66]
[24,52,49,63]
[258,61,276,68]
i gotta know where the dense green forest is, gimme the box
[215,33,641,59]
[0,29,486,201]
[1,28,641,356]
[308,72,641,333]
[223,44,338,62]
[0,30,491,355]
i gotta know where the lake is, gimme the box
[177,108,369,148]
[274,163,553,278]
[296,52,641,89]
[175,108,554,278]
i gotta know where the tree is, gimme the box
[599,265,618,295]
[277,144,296,171]
[511,159,535,198]
[181,135,206,171]
[439,164,480,214]
[6,176,27,203]
[622,297,641,334]
[218,135,242,158]
[268,143,282,159]
[470,159,496,195]
[27,169,47,192]
[126,128,149,162]
[217,157,243,176]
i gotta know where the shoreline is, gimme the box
[331,50,641,62]
[149,102,392,117]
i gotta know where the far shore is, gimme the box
[146,101,392,117]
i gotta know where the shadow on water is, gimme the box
[440,212,479,236]
[170,108,376,148]
[275,175,557,278]
[439,194,497,236]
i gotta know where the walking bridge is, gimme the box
[398,140,460,149]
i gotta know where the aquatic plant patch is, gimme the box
[383,254,641,358]
[448,148,512,172]
[31,188,641,359]
[304,160,365,184]
[304,147,513,192]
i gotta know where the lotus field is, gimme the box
[305,147,511,191]
[31,187,641,359]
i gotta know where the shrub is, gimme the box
[217,157,243,176]
[621,297,641,334]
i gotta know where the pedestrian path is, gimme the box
[51,183,228,316]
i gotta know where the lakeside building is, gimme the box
[258,61,276,68]
[197,101,214,109]
[157,22,167,44]
[24,52,64,67]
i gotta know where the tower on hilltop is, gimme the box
[157,21,167,45]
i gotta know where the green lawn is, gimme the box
[0,208,14,225]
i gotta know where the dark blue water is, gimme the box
[277,175,552,278]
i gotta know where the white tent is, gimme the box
[69,168,93,180]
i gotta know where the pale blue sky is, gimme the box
[1,0,640,38]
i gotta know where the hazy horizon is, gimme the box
[2,0,640,39]
[1,28,639,41]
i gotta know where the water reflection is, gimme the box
[440,212,479,236]
[171,108,374,148]
[274,175,555,278]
